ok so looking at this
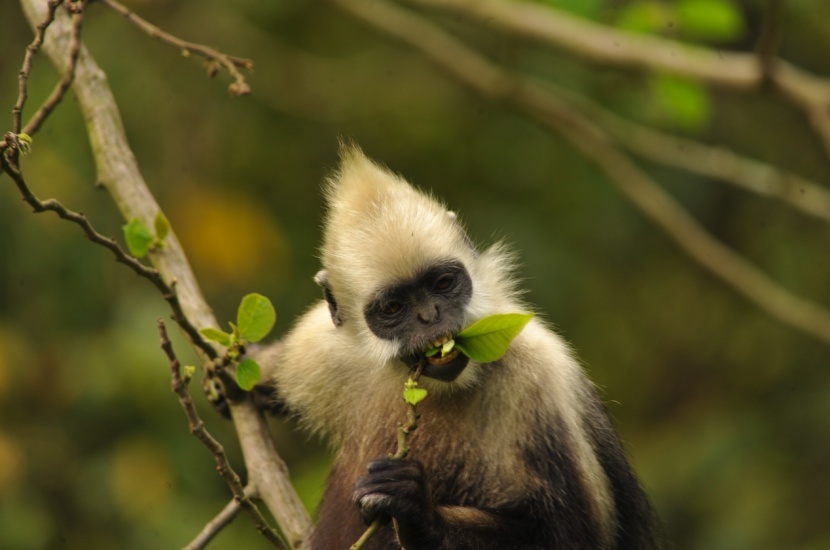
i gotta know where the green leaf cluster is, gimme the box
[199,293,277,390]
[122,212,171,258]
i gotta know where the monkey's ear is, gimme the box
[447,211,478,256]
[314,270,345,327]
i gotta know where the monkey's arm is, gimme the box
[354,458,540,550]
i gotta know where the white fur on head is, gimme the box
[321,144,523,373]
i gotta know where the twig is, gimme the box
[351,361,426,550]
[334,0,830,347]
[158,320,286,549]
[22,0,86,137]
[756,0,784,81]
[183,496,243,550]
[99,0,253,95]
[11,0,64,136]
[399,0,830,158]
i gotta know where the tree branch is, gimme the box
[333,0,830,347]
[399,0,830,157]
[99,0,253,95]
[183,497,242,550]
[17,0,313,546]
[549,86,830,225]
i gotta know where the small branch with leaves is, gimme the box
[158,320,286,549]
[350,363,427,550]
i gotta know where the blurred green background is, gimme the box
[2,0,830,548]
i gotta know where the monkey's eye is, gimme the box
[434,274,455,292]
[382,300,403,316]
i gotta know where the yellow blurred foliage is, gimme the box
[171,184,292,290]
[0,431,24,493]
[108,436,174,521]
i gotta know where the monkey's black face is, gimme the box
[364,260,473,382]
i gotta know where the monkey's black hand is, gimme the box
[353,458,441,549]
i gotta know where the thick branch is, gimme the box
[335,0,830,347]
[18,0,312,545]
[400,0,830,157]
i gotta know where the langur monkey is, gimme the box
[263,145,661,549]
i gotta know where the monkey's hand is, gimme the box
[353,458,442,549]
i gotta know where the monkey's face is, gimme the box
[363,259,473,382]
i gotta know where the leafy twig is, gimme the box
[351,360,426,550]
[99,0,254,95]
[158,319,286,549]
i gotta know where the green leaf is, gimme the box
[425,347,440,357]
[16,133,33,155]
[122,218,154,258]
[236,293,276,343]
[181,365,196,383]
[650,74,710,130]
[403,378,428,406]
[616,1,674,34]
[235,358,261,391]
[455,313,534,363]
[199,327,232,347]
[678,0,744,41]
[154,211,171,242]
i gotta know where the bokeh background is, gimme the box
[2,0,830,548]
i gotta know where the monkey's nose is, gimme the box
[417,304,440,324]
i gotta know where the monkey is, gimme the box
[260,144,661,549]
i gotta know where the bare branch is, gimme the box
[334,0,830,347]
[399,0,830,157]
[99,0,253,96]
[183,492,250,550]
[12,0,64,135]
[158,320,286,549]
[184,499,241,550]
[22,0,86,137]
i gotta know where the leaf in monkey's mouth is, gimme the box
[423,313,534,364]
[424,335,459,366]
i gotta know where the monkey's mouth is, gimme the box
[406,335,470,383]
